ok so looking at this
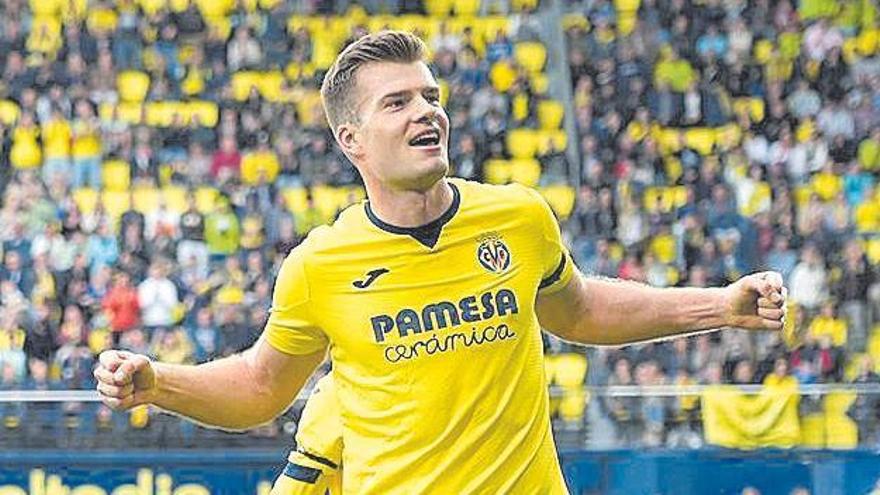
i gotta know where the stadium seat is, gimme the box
[800,413,825,447]
[506,128,539,159]
[137,0,167,16]
[509,159,541,188]
[683,128,715,155]
[257,71,286,102]
[162,186,188,213]
[483,159,511,185]
[101,190,131,221]
[530,72,549,95]
[452,0,480,16]
[73,188,99,214]
[553,354,588,388]
[195,187,218,214]
[86,5,118,33]
[536,130,567,154]
[512,93,530,122]
[825,415,858,449]
[231,71,261,101]
[29,0,62,16]
[187,100,219,127]
[101,160,131,192]
[281,187,309,215]
[424,0,454,16]
[537,100,564,130]
[0,100,20,126]
[132,187,161,214]
[513,42,547,73]
[144,101,179,127]
[489,61,517,92]
[539,186,576,220]
[559,388,588,423]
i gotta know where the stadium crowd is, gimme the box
[0,0,876,450]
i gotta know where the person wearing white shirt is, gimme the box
[138,262,179,334]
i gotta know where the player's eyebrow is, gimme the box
[378,86,440,104]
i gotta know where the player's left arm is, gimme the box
[536,269,786,345]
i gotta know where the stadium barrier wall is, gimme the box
[1,449,879,494]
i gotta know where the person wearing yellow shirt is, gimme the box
[71,99,102,189]
[10,113,42,171]
[810,162,843,201]
[808,300,848,348]
[41,107,72,185]
[95,32,787,495]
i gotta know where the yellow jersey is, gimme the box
[266,178,573,494]
[272,373,343,495]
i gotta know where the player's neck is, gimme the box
[366,179,454,228]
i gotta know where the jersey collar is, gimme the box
[364,182,461,249]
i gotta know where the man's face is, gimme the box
[341,61,450,191]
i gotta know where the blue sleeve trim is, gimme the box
[282,462,322,484]
[539,253,566,290]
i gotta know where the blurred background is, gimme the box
[0,0,877,493]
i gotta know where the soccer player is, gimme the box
[95,31,787,494]
[271,373,342,495]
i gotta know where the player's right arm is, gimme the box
[95,339,324,430]
[95,245,329,430]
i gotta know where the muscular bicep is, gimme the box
[244,335,326,417]
[536,270,588,341]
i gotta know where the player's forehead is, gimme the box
[355,61,439,107]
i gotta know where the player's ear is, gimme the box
[336,123,364,160]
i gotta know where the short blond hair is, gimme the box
[320,30,427,132]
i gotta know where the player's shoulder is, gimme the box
[450,178,546,211]
[282,201,371,261]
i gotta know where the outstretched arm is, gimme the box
[95,336,325,430]
[537,270,786,345]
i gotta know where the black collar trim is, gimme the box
[365,182,460,249]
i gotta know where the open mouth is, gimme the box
[408,129,441,148]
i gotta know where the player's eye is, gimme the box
[386,98,405,109]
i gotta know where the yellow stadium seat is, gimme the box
[562,13,590,30]
[258,71,285,102]
[825,415,858,449]
[800,413,825,448]
[537,100,565,130]
[513,42,546,73]
[684,128,715,155]
[824,391,857,416]
[753,39,774,64]
[282,187,309,215]
[452,0,479,15]
[714,124,742,150]
[0,100,20,126]
[137,0,167,16]
[30,0,62,16]
[187,100,219,127]
[559,388,588,423]
[117,71,151,103]
[511,0,539,11]
[489,61,517,93]
[424,0,453,15]
[748,98,765,123]
[231,71,261,101]
[857,29,878,56]
[204,15,232,39]
[101,191,130,220]
[162,186,188,213]
[553,353,588,388]
[285,62,318,81]
[865,238,880,265]
[868,329,880,364]
[73,188,99,215]
[132,187,161,214]
[86,6,118,33]
[194,0,235,17]
[536,130,567,154]
[656,128,682,155]
[778,32,802,60]
[509,158,541,188]
[101,160,130,192]
[311,186,341,220]
[505,128,537,159]
[530,72,549,95]
[512,93,530,122]
[483,159,511,185]
[539,185,576,220]
[144,101,182,127]
[195,187,218,214]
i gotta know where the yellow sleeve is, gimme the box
[295,374,343,466]
[265,247,330,355]
[524,187,575,295]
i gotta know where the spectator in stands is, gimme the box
[70,99,102,190]
[137,261,179,336]
[788,243,829,315]
[101,271,139,346]
[204,195,240,263]
[0,251,33,298]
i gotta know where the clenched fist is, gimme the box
[94,350,157,410]
[723,271,788,331]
